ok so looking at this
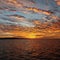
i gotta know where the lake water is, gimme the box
[0,39,60,60]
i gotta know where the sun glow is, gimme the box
[25,33,36,39]
[11,31,37,39]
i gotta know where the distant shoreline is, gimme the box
[0,38,60,40]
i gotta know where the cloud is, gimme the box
[7,0,24,7]
[26,7,53,15]
[55,0,60,6]
[0,0,60,38]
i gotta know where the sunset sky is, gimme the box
[0,0,60,38]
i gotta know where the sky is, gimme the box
[0,0,60,38]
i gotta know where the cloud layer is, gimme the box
[0,0,60,38]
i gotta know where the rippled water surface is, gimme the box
[0,39,60,60]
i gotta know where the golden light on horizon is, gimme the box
[11,31,37,39]
[24,33,36,39]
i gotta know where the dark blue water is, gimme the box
[0,39,60,60]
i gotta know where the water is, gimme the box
[0,39,60,60]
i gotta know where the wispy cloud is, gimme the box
[26,7,53,15]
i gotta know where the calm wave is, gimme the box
[0,39,60,60]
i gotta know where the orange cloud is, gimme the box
[26,7,53,15]
[55,0,60,5]
[7,0,24,7]
[0,23,60,39]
